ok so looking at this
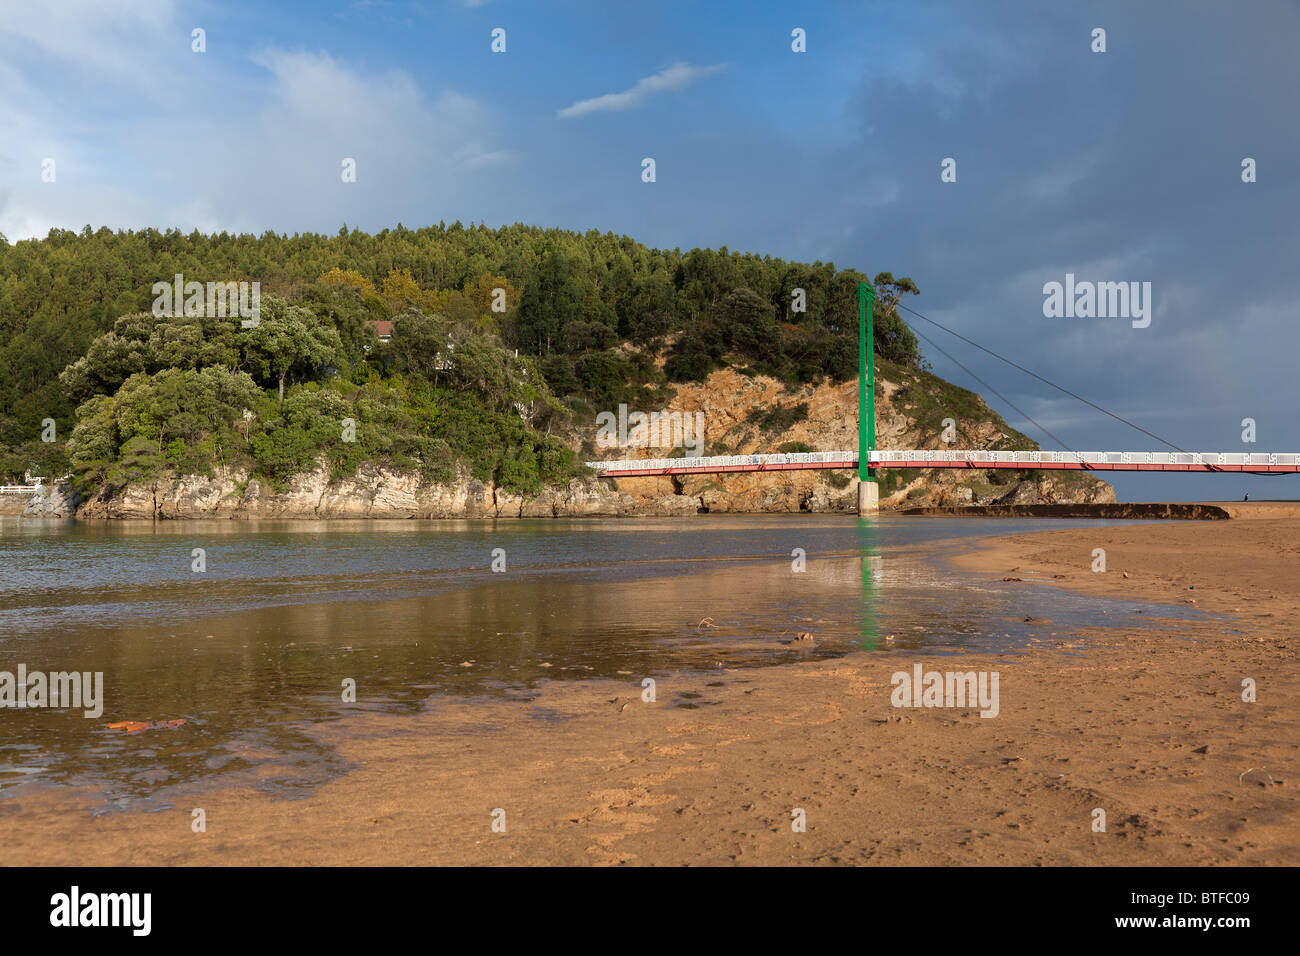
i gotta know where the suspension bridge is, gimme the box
[586,282,1296,513]
[586,450,1300,478]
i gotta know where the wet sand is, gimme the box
[2,517,1296,866]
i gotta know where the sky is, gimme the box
[1,0,1297,501]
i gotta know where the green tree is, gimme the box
[871,271,922,365]
[517,249,581,354]
[239,296,342,402]
[250,386,351,486]
[719,287,780,365]
[389,308,454,385]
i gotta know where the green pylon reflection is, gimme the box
[858,515,882,649]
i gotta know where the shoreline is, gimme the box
[6,499,1299,521]
[2,519,1296,865]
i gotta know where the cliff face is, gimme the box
[34,365,1112,520]
[591,366,1115,512]
[3,482,81,518]
[71,467,634,520]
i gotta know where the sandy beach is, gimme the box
[3,513,1297,866]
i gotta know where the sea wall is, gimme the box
[899,502,1232,520]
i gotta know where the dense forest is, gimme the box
[0,223,923,493]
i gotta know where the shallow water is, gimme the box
[0,515,1214,806]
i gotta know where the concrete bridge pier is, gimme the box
[857,478,879,515]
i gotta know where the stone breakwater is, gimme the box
[899,503,1233,520]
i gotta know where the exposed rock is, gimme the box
[73,465,631,520]
[60,365,1115,519]
[587,367,1115,513]
[996,474,1116,506]
[21,482,82,517]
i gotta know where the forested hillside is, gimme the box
[0,223,923,492]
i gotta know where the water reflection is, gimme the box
[0,515,1216,806]
[858,516,881,650]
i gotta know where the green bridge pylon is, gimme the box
[858,281,878,514]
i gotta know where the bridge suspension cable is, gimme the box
[894,302,1190,454]
[905,323,1074,454]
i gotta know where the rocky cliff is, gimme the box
[69,466,634,520]
[2,482,80,518]
[588,364,1114,513]
[22,364,1112,519]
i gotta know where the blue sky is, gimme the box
[1,0,1298,500]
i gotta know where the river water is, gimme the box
[0,515,1210,809]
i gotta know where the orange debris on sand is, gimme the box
[106,718,188,733]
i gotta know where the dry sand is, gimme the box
[3,515,1297,866]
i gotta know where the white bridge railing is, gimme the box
[869,450,1300,466]
[587,451,854,472]
[586,450,1300,473]
[0,474,50,494]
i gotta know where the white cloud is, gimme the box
[0,36,511,239]
[557,62,726,119]
[0,0,180,85]
[224,51,512,203]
